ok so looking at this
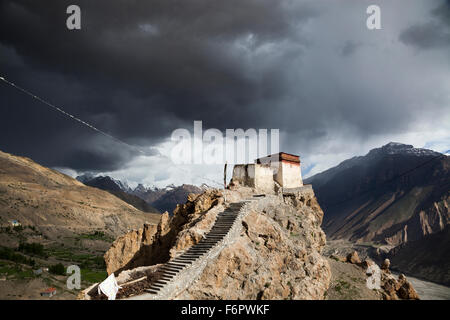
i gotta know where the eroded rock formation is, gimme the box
[103,186,332,299]
[104,189,223,274]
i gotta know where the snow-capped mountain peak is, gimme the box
[368,142,441,157]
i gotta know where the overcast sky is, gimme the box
[1,0,449,188]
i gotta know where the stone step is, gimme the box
[188,247,210,250]
[188,247,213,250]
[157,270,177,276]
[173,258,196,263]
[169,260,192,265]
[160,266,182,272]
[145,289,159,294]
[180,253,204,257]
[174,255,198,260]
[169,262,190,267]
[173,256,196,260]
[162,264,184,269]
[167,260,189,268]
[179,253,203,257]
[166,262,187,268]
[165,261,185,269]
[187,250,209,254]
[148,285,163,291]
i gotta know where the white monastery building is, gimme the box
[230,152,304,193]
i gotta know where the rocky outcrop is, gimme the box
[104,222,158,275]
[346,251,361,264]
[104,189,223,274]
[175,189,330,300]
[102,186,331,300]
[381,272,419,300]
[381,258,390,271]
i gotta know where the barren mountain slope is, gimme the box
[306,143,449,246]
[0,149,160,240]
[387,226,450,286]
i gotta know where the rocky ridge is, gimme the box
[97,186,331,300]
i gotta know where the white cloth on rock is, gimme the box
[98,273,121,300]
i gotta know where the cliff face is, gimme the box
[103,187,331,300]
[104,189,224,275]
[387,226,450,286]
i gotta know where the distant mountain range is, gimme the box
[76,174,159,213]
[76,174,207,214]
[306,142,449,284]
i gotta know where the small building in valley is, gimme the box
[9,220,21,227]
[230,152,304,193]
[40,287,57,297]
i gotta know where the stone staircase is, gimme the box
[142,201,247,296]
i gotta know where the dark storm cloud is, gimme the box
[0,0,317,170]
[340,41,361,57]
[399,1,450,49]
[0,0,449,175]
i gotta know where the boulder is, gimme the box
[360,258,375,269]
[381,258,390,270]
[346,251,361,264]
